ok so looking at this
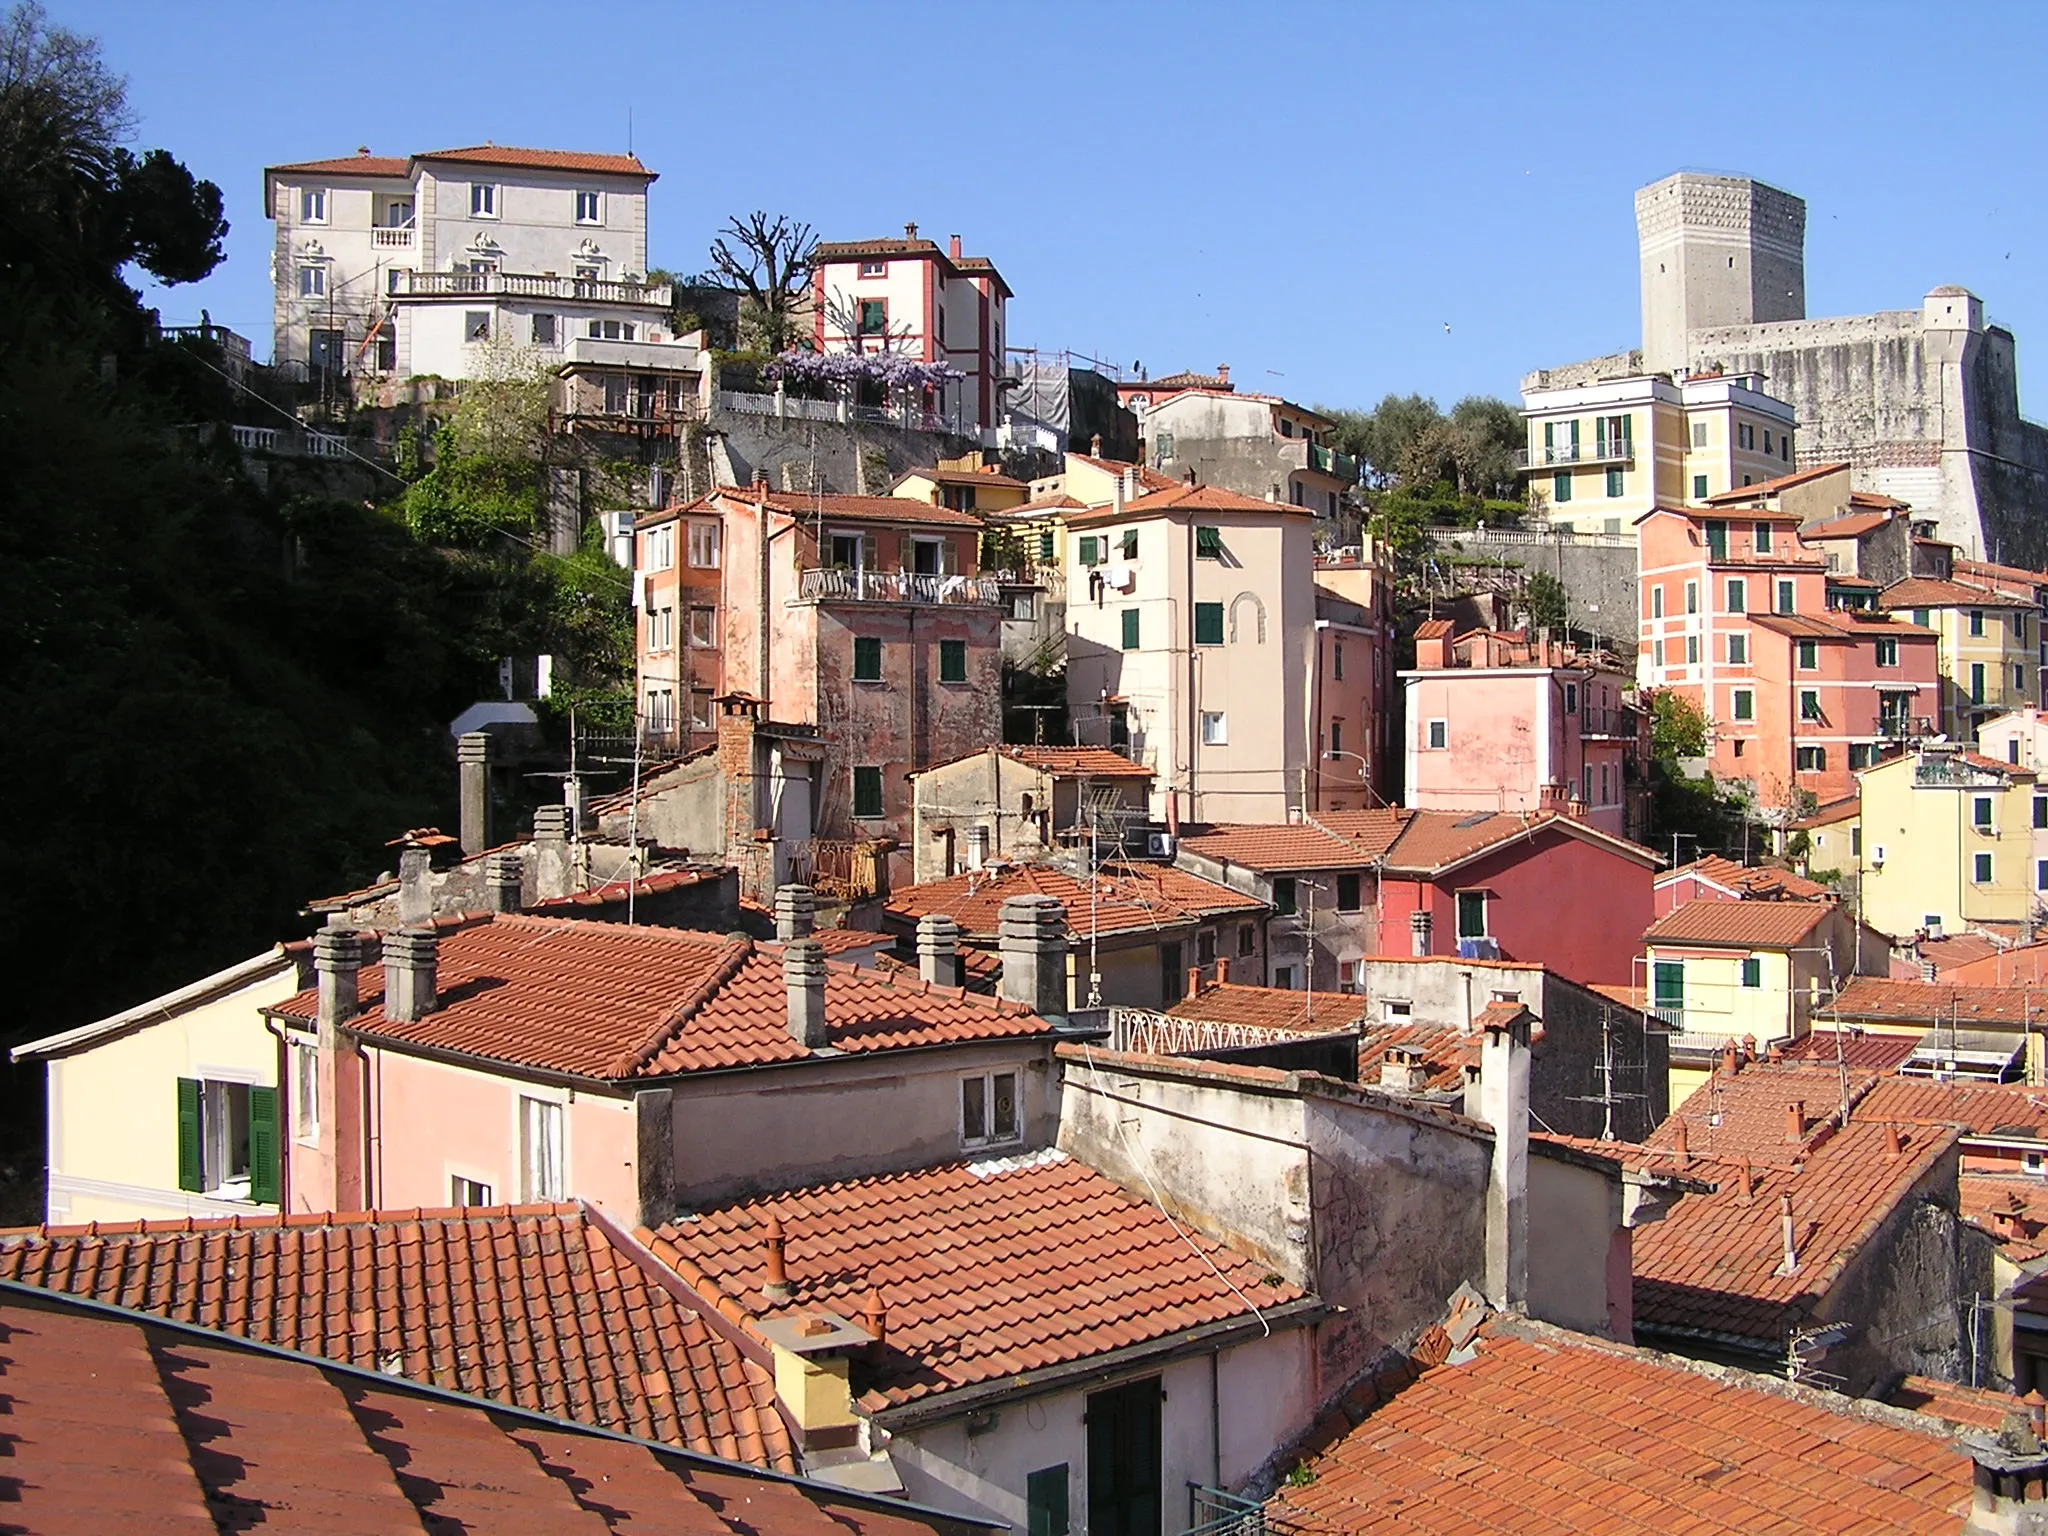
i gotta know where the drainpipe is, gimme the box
[1210,1348,1223,1492]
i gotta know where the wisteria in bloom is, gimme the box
[767,350,966,393]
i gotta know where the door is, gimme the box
[1086,1378,1161,1536]
[1653,960,1685,1030]
[1159,941,1184,1004]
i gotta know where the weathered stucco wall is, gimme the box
[1527,1150,1622,1338]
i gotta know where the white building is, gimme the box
[812,223,1011,433]
[263,145,677,384]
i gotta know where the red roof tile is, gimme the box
[1778,1029,1923,1072]
[1644,897,1836,948]
[1168,981,1367,1035]
[1853,1077,2048,1141]
[1947,940,2048,987]
[1659,854,1831,901]
[1001,745,1156,779]
[1700,462,1852,504]
[1176,821,1379,872]
[1382,808,1659,873]
[1957,557,2048,590]
[1065,453,1179,492]
[892,467,1029,491]
[1066,482,1308,526]
[414,144,654,177]
[269,915,1047,1079]
[1791,795,1861,828]
[1268,1315,1970,1535]
[0,1285,984,1535]
[266,151,411,177]
[526,865,721,911]
[1879,576,2032,611]
[1827,976,2048,1029]
[1889,1373,2035,1432]
[1355,1022,1476,1092]
[1801,510,1900,539]
[885,861,1262,939]
[647,1153,1307,1413]
[0,1203,794,1469]
[1959,1176,2048,1261]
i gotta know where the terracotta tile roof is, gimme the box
[1791,795,1861,828]
[1959,1176,2048,1261]
[1589,982,1647,1011]
[885,860,1262,939]
[1121,369,1231,394]
[267,150,411,177]
[1176,821,1378,872]
[1651,1061,1880,1164]
[413,144,655,178]
[269,915,1047,1079]
[1801,509,1899,539]
[891,467,1029,491]
[1644,897,1836,948]
[1853,1077,2048,1142]
[1957,556,2048,589]
[1066,453,1179,491]
[1889,1373,2035,1432]
[1948,939,2048,987]
[1002,745,1155,779]
[1381,808,1660,874]
[1827,976,2048,1029]
[0,1283,983,1536]
[1778,1029,1923,1072]
[1065,480,1311,526]
[1268,1314,1970,1535]
[1659,854,1831,901]
[697,487,986,529]
[0,1203,795,1470]
[647,1152,1307,1413]
[1168,981,1367,1035]
[1700,462,1852,504]
[526,865,721,911]
[1879,576,2031,610]
[991,491,1090,516]
[1749,609,1936,640]
[1356,1023,1475,1092]
[1851,489,1913,511]
[1904,933,2006,974]
[1412,617,1455,640]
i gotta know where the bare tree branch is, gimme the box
[706,210,817,352]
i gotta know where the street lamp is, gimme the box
[1320,749,1386,808]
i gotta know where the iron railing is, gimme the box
[1186,1486,1299,1536]
[1515,438,1635,469]
[798,568,1000,605]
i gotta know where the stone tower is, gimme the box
[1636,173,1807,374]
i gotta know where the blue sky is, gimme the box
[63,0,2048,414]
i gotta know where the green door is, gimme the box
[1653,960,1685,1028]
[1087,1378,1162,1536]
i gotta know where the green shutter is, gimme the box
[176,1077,203,1192]
[940,639,967,683]
[1026,1466,1070,1536]
[1194,603,1224,645]
[1078,535,1099,566]
[853,766,883,819]
[1120,608,1140,650]
[1195,526,1222,559]
[1038,531,1054,562]
[1120,529,1138,559]
[853,636,881,682]
[249,1085,280,1206]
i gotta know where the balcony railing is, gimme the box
[798,568,1000,605]
[1579,706,1642,739]
[371,227,414,249]
[1308,443,1359,483]
[388,270,672,306]
[1515,439,1635,470]
[1916,754,2005,786]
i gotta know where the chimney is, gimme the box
[1216,364,1230,388]
[1090,434,1103,457]
[1671,1119,1689,1168]
[1112,469,1126,519]
[1992,1194,2027,1243]
[314,925,364,1035]
[784,939,827,1047]
[917,914,963,987]
[904,221,919,241]
[397,843,433,927]
[1380,1045,1430,1095]
[1961,1437,2048,1535]
[763,1213,791,1303]
[1721,1039,1742,1077]
[1216,957,1231,985]
[998,895,1069,1019]
[312,924,366,1212]
[1410,909,1433,957]
[1765,1042,1784,1064]
[1737,1160,1755,1199]
[966,825,990,872]
[533,805,574,902]
[382,927,439,1024]
[775,884,816,941]
[1187,964,1205,998]
[1886,1123,1905,1160]
[1478,1004,1532,1312]
[484,850,523,913]
[1779,1191,1799,1274]
[948,234,962,260]
[862,1289,888,1346]
[457,732,492,855]
[1921,959,1939,982]
[1786,1099,1807,1141]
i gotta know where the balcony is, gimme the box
[1579,705,1643,740]
[1515,439,1635,470]
[797,568,1000,605]
[371,227,414,249]
[1916,753,2005,787]
[388,270,673,307]
[1308,442,1359,483]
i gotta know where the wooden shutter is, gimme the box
[249,1085,280,1206]
[177,1078,203,1192]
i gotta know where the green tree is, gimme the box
[1525,571,1569,631]
[1649,690,1708,762]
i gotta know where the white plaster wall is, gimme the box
[417,165,648,277]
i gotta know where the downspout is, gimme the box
[1187,517,1199,825]
[1210,1348,1223,1491]
[757,495,772,707]
[263,1019,292,1212]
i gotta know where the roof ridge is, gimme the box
[609,935,756,1077]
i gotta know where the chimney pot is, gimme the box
[904,221,918,241]
[1410,909,1433,957]
[1721,1039,1741,1076]
[314,927,365,1032]
[1921,959,1939,982]
[948,234,962,260]
[1216,957,1230,984]
[965,825,990,872]
[1672,1119,1690,1168]
[533,805,574,902]
[784,939,828,1048]
[997,895,1069,1020]
[1737,1159,1754,1198]
[1765,1042,1784,1064]
[1885,1123,1904,1160]
[775,884,817,942]
[484,851,524,913]
[763,1213,790,1303]
[457,732,492,855]
[916,913,963,988]
[863,1289,887,1346]
[1188,964,1204,998]
[1090,433,1103,457]
[1786,1099,1806,1141]
[1780,1191,1798,1273]
[382,926,440,1024]
[397,844,433,927]
[1216,364,1230,387]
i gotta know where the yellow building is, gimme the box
[1789,795,1861,886]
[11,949,300,1224]
[1857,744,2040,941]
[890,461,1031,515]
[1517,370,1797,534]
[1878,576,2036,740]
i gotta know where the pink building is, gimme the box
[1652,853,1830,918]
[1311,554,1396,811]
[1637,503,1939,807]
[1402,622,1645,839]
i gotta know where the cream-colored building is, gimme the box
[1519,371,1796,533]
[1878,576,2037,740]
[13,950,301,1224]
[1063,483,1317,824]
[1858,744,2042,941]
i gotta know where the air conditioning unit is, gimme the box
[1145,831,1175,859]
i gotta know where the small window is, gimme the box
[688,521,721,568]
[574,189,601,224]
[1605,466,1625,498]
[2034,795,2046,830]
[858,298,888,335]
[1852,827,1862,856]
[852,636,883,682]
[1738,423,1755,450]
[300,187,327,223]
[1037,531,1055,563]
[1687,635,1700,665]
[1119,528,1139,560]
[1799,690,1822,722]
[1194,602,1224,646]
[465,310,492,343]
[1763,430,1774,455]
[1685,581,1698,615]
[1427,719,1448,750]
[1553,471,1573,504]
[1778,581,1797,615]
[1754,523,1773,555]
[1200,710,1228,746]
[1195,526,1223,560]
[1974,795,1994,829]
[1272,966,1295,990]
[939,639,968,684]
[451,1175,493,1207]
[853,766,885,819]
[962,1071,1020,1147]
[1913,608,1929,628]
[299,265,326,297]
[1121,607,1141,650]
[470,182,498,218]
[519,1096,562,1200]
[1336,873,1361,912]
[858,259,887,278]
[1653,639,1665,667]
[1196,928,1217,966]
[1077,535,1102,567]
[1729,632,1749,666]
[1272,878,1297,916]
[1733,688,1754,722]
[1975,852,1995,884]
[531,312,558,345]
[1875,637,1898,667]
[292,1043,319,1145]
[1455,890,1487,939]
[1740,957,1762,990]
[1849,744,1876,771]
[1692,474,1709,500]
[2038,859,2048,893]
[1727,578,1746,614]
[1796,745,1827,772]
[689,607,716,647]
[1691,421,1708,448]
[1333,641,1344,681]
[1564,682,1578,715]
[1970,610,1986,638]
[1651,585,1665,619]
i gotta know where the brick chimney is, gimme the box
[457,732,491,855]
[1379,1045,1429,1095]
[998,895,1069,1019]
[784,939,828,1047]
[1478,1004,1533,1312]
[1786,1099,1807,1141]
[397,842,433,927]
[762,1212,791,1303]
[382,927,439,1024]
[917,914,962,987]
[1410,909,1433,957]
[1962,1436,2048,1535]
[1671,1119,1689,1168]
[1216,957,1231,984]
[533,805,573,902]
[484,850,523,913]
[1216,364,1230,388]
[903,221,918,241]
[775,884,816,941]
[948,234,962,259]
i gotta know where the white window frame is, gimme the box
[470,182,499,219]
[574,189,602,225]
[464,310,492,344]
[292,1041,319,1147]
[688,520,721,569]
[688,606,716,648]
[299,265,327,298]
[859,259,887,278]
[450,1173,494,1207]
[644,523,675,572]
[1426,719,1448,750]
[960,1070,1021,1149]
[519,1095,564,1200]
[202,1079,254,1200]
[1200,711,1228,746]
[301,187,327,224]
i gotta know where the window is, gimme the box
[1037,531,1055,563]
[1691,421,1708,448]
[1077,534,1101,567]
[2035,795,2046,830]
[1754,522,1773,554]
[911,537,943,576]
[530,311,558,345]
[1196,928,1217,966]
[465,310,492,343]
[1777,580,1797,615]
[176,1078,278,1204]
[1704,520,1729,561]
[1329,721,1343,756]
[1738,423,1755,450]
[852,636,883,682]
[587,318,637,341]
[1564,682,1578,714]
[1975,852,1995,884]
[1685,581,1698,615]
[1796,745,1827,772]
[1799,689,1822,722]
[1913,608,1930,628]
[451,1175,493,1207]
[2039,859,2048,893]
[1733,688,1754,722]
[1455,890,1488,939]
[1427,719,1448,750]
[643,523,674,571]
[1686,635,1700,665]
[1653,960,1684,1021]
[689,607,715,647]
[1336,873,1361,911]
[1849,744,1876,770]
[1763,430,1774,455]
[1026,1466,1070,1536]
[1782,434,1792,462]
[857,298,888,335]
[1653,639,1665,667]
[1852,827,1862,856]
[1728,632,1748,665]
[1605,467,1625,498]
[1741,957,1762,990]
[1972,663,1986,706]
[1200,711,1228,745]
[1970,610,1986,637]
[1195,525,1223,559]
[1337,960,1359,993]
[1238,923,1255,957]
[858,258,887,278]
[1553,471,1572,504]
[292,1043,318,1145]
[1727,578,1746,614]
[1333,641,1344,681]
[1273,878,1297,916]
[1875,637,1898,667]
[1118,607,1141,650]
[1693,474,1709,500]
[299,265,326,297]
[470,182,498,218]
[685,520,722,568]
[646,605,673,650]
[853,766,885,819]
[1119,528,1139,560]
[1194,602,1224,646]
[961,1071,1020,1147]
[1272,966,1295,989]
[1974,795,1994,830]
[1651,585,1665,618]
[520,1096,562,1200]
[574,189,601,224]
[939,639,967,683]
